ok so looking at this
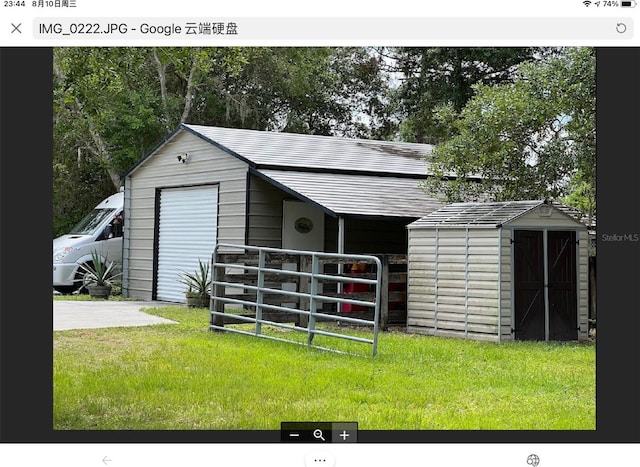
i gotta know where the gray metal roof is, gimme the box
[407,200,584,228]
[183,124,433,177]
[256,169,443,218]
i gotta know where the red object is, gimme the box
[343,263,368,312]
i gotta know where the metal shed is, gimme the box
[122,124,444,303]
[406,201,589,342]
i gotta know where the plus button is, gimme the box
[339,430,350,441]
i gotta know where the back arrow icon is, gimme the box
[103,456,112,465]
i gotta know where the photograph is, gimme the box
[51,46,596,431]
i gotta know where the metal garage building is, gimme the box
[406,201,589,342]
[122,124,444,303]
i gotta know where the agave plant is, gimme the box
[78,250,122,288]
[178,259,212,299]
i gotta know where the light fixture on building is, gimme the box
[538,204,553,217]
[177,153,190,164]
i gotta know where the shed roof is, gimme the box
[255,169,443,218]
[183,124,433,177]
[408,200,586,229]
[127,124,447,220]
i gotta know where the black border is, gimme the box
[593,47,640,441]
[0,47,638,443]
[0,47,55,441]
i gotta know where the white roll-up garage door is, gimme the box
[156,185,218,302]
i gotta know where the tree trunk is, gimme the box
[152,48,172,132]
[180,48,201,124]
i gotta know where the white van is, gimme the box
[53,191,124,294]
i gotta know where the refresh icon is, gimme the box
[616,23,627,33]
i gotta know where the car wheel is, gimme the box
[73,267,91,294]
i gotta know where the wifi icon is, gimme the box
[584,0,592,5]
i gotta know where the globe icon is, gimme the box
[527,454,540,466]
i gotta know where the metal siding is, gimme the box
[217,178,248,246]
[467,261,500,273]
[500,229,512,339]
[407,228,437,331]
[124,131,248,300]
[408,236,437,248]
[122,179,131,296]
[247,175,287,248]
[578,230,590,339]
[156,186,219,302]
[407,225,502,341]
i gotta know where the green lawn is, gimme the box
[53,305,595,430]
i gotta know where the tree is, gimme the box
[53,47,391,236]
[53,48,165,234]
[194,47,390,137]
[422,47,596,219]
[389,47,540,143]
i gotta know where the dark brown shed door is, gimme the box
[547,231,578,340]
[514,230,545,340]
[513,230,578,341]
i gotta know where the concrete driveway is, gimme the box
[53,300,178,331]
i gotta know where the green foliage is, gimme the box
[78,250,122,287]
[561,169,596,225]
[423,47,596,217]
[53,46,593,235]
[53,47,391,236]
[53,48,166,236]
[391,47,540,143]
[177,260,211,297]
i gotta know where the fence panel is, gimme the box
[209,243,383,356]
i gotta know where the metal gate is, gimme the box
[209,244,383,356]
